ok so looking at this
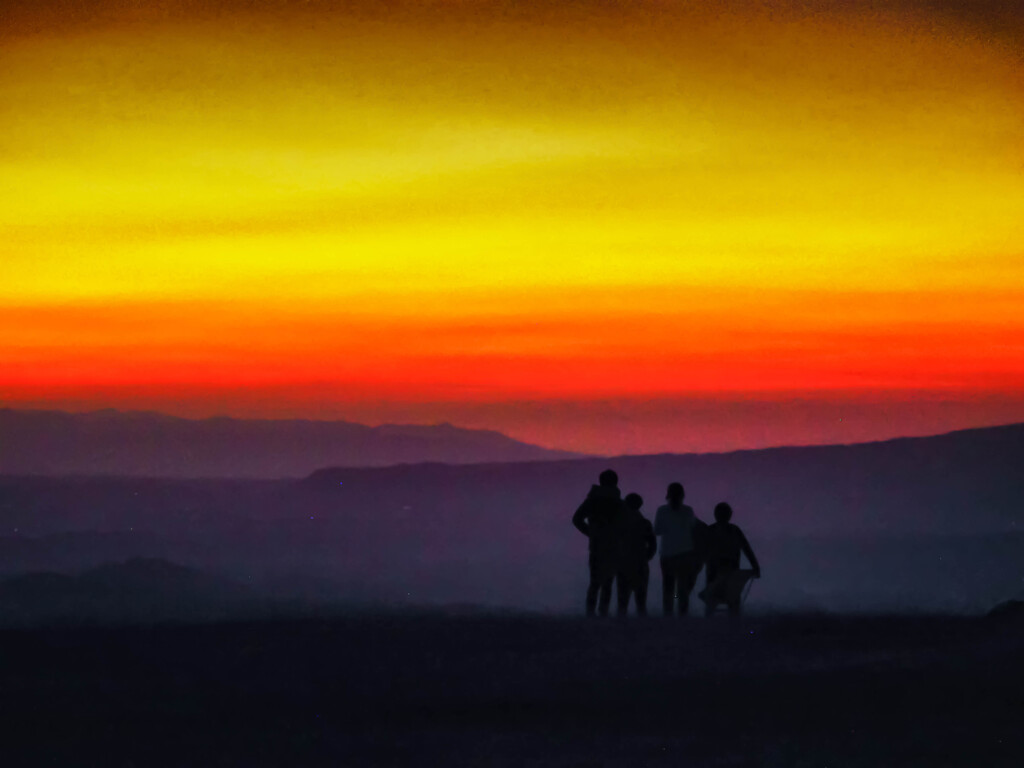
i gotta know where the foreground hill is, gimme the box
[0,408,582,477]
[1,613,1022,766]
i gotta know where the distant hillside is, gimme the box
[306,419,1024,534]
[0,408,583,478]
[0,421,1022,613]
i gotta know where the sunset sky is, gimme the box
[3,0,1024,454]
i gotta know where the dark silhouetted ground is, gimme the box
[1,612,1022,766]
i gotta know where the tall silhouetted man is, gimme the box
[572,468,626,617]
[654,482,706,616]
[616,492,657,616]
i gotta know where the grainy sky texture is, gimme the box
[3,1,1024,453]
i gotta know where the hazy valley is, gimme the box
[0,419,1021,622]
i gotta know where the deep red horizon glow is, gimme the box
[5,389,1024,457]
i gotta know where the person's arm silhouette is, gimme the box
[644,519,657,561]
[572,501,591,538]
[739,529,760,578]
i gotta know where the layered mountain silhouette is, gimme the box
[0,408,583,477]
[0,421,1021,614]
[301,419,1024,534]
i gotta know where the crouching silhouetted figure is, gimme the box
[654,482,706,616]
[699,502,760,617]
[572,469,627,617]
[616,493,657,616]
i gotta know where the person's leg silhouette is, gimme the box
[616,573,631,616]
[598,576,614,616]
[660,558,677,616]
[635,567,649,616]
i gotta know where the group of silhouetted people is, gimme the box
[572,469,761,617]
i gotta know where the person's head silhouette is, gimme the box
[624,492,643,511]
[714,502,733,523]
[598,469,619,488]
[666,482,685,504]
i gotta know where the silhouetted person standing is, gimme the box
[654,482,705,616]
[700,502,760,617]
[616,492,657,616]
[572,469,626,617]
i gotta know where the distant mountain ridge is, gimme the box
[1,420,1022,613]
[303,420,1024,536]
[0,408,584,478]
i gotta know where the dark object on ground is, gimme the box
[987,599,1024,618]
[699,568,758,617]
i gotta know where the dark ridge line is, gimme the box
[304,420,1024,478]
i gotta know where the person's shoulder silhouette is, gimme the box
[573,469,626,541]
